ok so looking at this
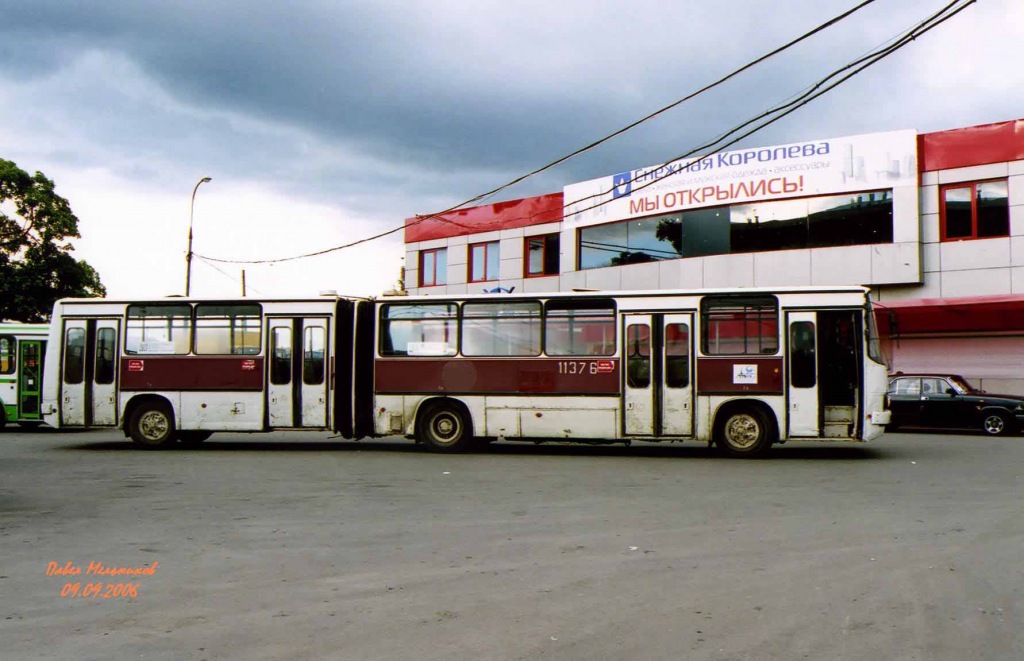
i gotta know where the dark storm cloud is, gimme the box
[0,0,1014,215]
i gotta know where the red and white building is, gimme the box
[404,118,1024,392]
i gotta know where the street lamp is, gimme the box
[184,176,212,297]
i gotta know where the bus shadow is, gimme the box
[58,438,884,460]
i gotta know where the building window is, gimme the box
[941,180,1009,241]
[469,241,499,282]
[578,189,894,269]
[419,248,447,287]
[525,234,560,277]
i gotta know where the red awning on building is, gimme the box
[874,294,1024,335]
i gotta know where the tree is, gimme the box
[0,159,105,322]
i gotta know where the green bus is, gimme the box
[0,322,48,429]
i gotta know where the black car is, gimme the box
[887,374,1024,436]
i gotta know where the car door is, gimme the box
[920,377,975,430]
[887,377,922,427]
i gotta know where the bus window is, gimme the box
[64,328,86,385]
[626,324,650,388]
[461,301,541,356]
[544,299,615,356]
[271,327,292,385]
[0,336,13,374]
[701,295,778,355]
[303,325,325,385]
[789,321,816,388]
[125,304,192,355]
[380,304,458,356]
[194,304,262,355]
[95,327,117,385]
[665,323,690,388]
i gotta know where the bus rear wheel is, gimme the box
[417,402,472,453]
[129,402,177,449]
[717,407,773,457]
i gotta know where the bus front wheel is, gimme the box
[417,402,472,453]
[129,402,177,449]
[717,407,773,457]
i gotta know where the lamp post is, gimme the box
[184,176,212,297]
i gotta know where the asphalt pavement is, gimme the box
[1,428,1022,660]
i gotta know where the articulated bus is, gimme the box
[0,322,48,429]
[42,286,891,455]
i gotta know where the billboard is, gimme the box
[564,129,918,228]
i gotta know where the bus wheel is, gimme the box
[129,402,177,449]
[717,408,772,457]
[982,412,1010,436]
[417,402,472,453]
[178,431,213,446]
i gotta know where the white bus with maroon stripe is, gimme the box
[355,286,891,456]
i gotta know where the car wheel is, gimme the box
[417,402,473,453]
[129,402,177,449]
[982,411,1010,436]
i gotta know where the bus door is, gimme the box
[17,339,45,421]
[266,317,329,428]
[60,319,119,427]
[786,312,820,437]
[623,313,694,437]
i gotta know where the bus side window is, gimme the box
[126,304,193,355]
[544,299,616,356]
[303,325,325,385]
[379,304,458,356]
[64,328,86,385]
[271,327,292,385]
[665,323,690,388]
[95,327,117,385]
[626,324,650,388]
[701,295,779,356]
[0,336,14,374]
[194,304,262,355]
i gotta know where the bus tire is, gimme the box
[129,402,177,449]
[417,401,473,453]
[716,406,773,457]
[178,431,213,446]
[0,407,6,430]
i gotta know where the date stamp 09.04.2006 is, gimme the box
[46,561,159,599]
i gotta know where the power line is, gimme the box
[194,255,265,295]
[565,0,975,218]
[196,0,881,266]
[199,0,973,266]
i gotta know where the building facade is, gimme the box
[404,119,1024,391]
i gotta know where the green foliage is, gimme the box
[0,159,106,322]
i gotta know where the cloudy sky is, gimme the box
[1,0,1021,299]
